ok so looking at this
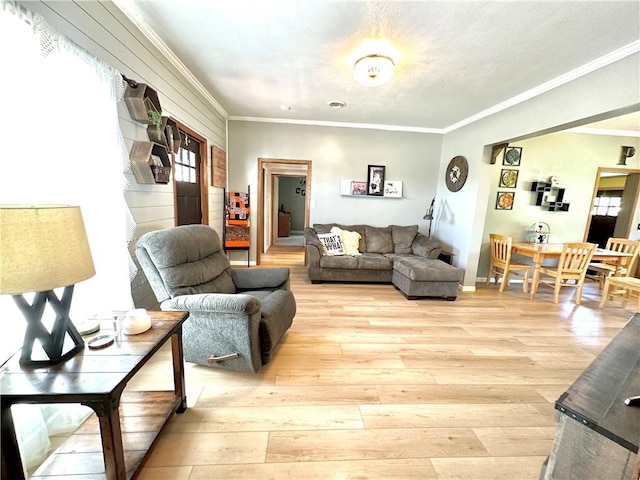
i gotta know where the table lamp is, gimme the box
[0,205,95,366]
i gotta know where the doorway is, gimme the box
[584,167,640,247]
[173,121,209,226]
[257,158,312,265]
[274,176,306,246]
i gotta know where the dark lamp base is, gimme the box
[13,286,85,367]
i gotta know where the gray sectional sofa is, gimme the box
[305,223,464,300]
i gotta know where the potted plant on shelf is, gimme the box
[147,109,163,141]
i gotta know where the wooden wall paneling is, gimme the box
[129,205,176,226]
[24,1,227,308]
[124,189,175,209]
[45,2,222,125]
[32,2,227,154]
[212,145,227,187]
[32,2,226,157]
[208,187,225,235]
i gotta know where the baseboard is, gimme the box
[479,276,526,285]
[230,260,256,267]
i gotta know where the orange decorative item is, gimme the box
[224,187,251,266]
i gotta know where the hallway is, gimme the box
[262,244,305,267]
[273,234,304,247]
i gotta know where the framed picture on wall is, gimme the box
[499,169,519,188]
[383,180,402,198]
[367,165,385,196]
[496,191,515,210]
[502,146,522,166]
[351,181,367,196]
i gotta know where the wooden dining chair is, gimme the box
[486,233,530,293]
[587,238,640,288]
[598,276,640,311]
[530,242,597,304]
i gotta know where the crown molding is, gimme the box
[112,0,638,136]
[229,116,444,134]
[112,0,228,119]
[565,127,640,138]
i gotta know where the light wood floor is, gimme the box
[120,245,635,479]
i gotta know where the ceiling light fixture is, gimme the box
[353,54,395,87]
[351,38,399,87]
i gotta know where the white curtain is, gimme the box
[0,1,136,474]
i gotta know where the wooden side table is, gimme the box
[438,249,455,265]
[1,310,188,480]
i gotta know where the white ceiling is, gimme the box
[116,0,640,134]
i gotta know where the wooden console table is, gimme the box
[542,313,640,479]
[1,310,188,480]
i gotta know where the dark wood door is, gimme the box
[175,133,202,226]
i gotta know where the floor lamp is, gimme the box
[0,205,95,366]
[423,197,435,237]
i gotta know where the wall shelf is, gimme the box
[339,179,403,198]
[165,117,181,154]
[147,115,168,146]
[129,141,172,184]
[124,81,176,185]
[124,83,161,124]
[530,181,570,212]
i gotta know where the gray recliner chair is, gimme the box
[135,224,296,372]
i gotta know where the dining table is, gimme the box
[511,242,633,299]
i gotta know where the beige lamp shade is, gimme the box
[0,205,96,294]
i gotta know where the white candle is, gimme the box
[122,308,151,335]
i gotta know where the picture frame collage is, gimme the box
[346,164,403,198]
[496,146,522,210]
